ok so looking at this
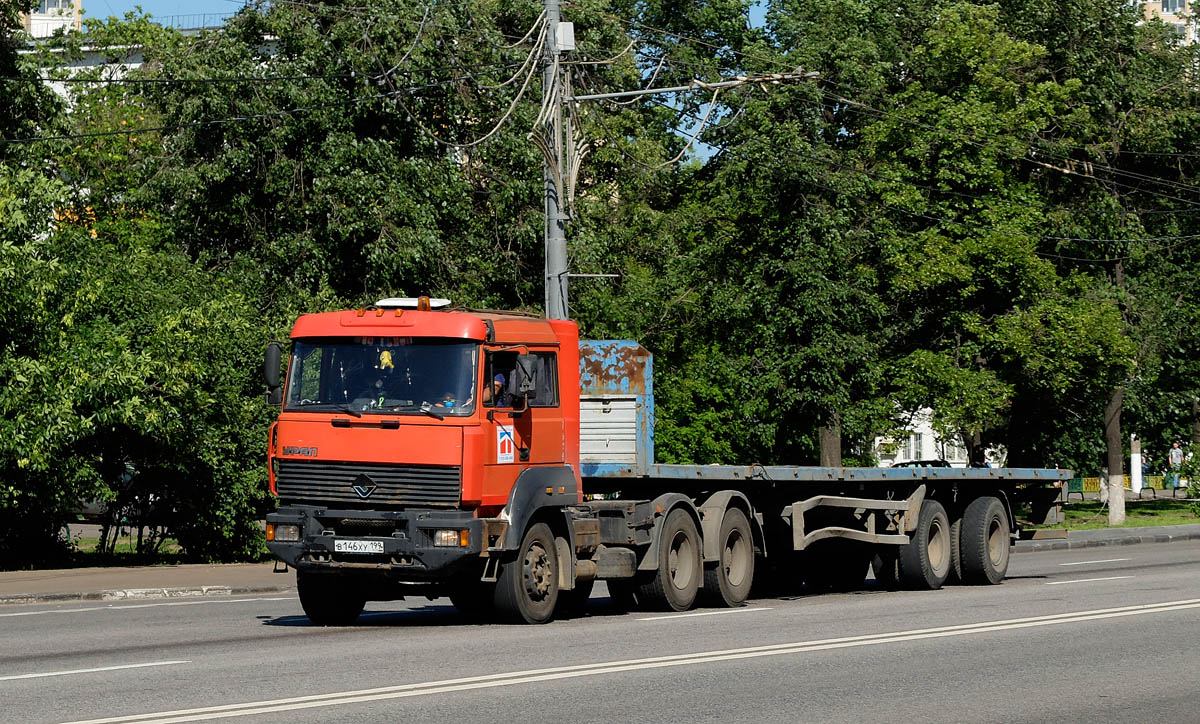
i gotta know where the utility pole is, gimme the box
[542,0,569,320]
[537,1,814,319]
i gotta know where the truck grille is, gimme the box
[275,460,461,508]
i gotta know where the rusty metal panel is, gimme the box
[579,340,654,476]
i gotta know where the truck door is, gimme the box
[480,350,524,503]
[479,350,564,504]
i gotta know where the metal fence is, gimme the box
[1066,475,1186,499]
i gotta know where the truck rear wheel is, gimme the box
[638,508,702,611]
[493,522,559,624]
[960,496,1010,585]
[703,508,754,607]
[898,499,951,590]
[296,571,365,626]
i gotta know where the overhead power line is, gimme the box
[0,66,521,145]
[590,12,1200,205]
[643,97,1200,248]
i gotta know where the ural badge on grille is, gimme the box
[351,474,378,499]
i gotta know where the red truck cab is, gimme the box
[265,298,582,622]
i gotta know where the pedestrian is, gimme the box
[1168,441,1184,489]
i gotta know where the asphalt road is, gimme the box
[4,543,1200,724]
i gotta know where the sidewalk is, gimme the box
[2,524,1199,606]
[0,562,294,606]
[1012,523,1200,552]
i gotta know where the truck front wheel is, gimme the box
[703,508,754,607]
[493,522,560,624]
[296,570,366,626]
[638,508,702,611]
[898,499,951,590]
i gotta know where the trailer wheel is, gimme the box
[960,496,1010,585]
[296,571,365,626]
[948,513,964,584]
[493,522,559,624]
[703,508,754,607]
[898,499,951,590]
[638,508,702,611]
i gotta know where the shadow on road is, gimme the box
[260,596,636,627]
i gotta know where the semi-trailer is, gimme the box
[264,297,1068,624]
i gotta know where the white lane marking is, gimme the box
[638,607,773,622]
[0,597,293,618]
[57,598,1200,724]
[1058,558,1131,566]
[1045,576,1134,586]
[0,661,189,682]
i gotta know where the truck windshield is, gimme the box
[284,338,478,416]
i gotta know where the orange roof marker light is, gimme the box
[376,297,452,311]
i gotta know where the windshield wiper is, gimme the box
[335,404,363,418]
[419,402,444,420]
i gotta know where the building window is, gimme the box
[1163,0,1185,14]
[38,0,71,12]
[905,433,923,460]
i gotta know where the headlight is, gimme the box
[267,523,300,542]
[434,529,468,547]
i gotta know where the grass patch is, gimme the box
[1035,499,1199,530]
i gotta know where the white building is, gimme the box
[873,409,980,468]
[21,0,82,38]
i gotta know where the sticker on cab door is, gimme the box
[497,428,515,464]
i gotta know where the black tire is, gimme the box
[898,499,952,590]
[557,578,595,618]
[948,512,964,584]
[296,570,365,626]
[960,496,1011,585]
[703,508,755,607]
[637,508,702,611]
[872,548,900,590]
[493,522,560,624]
[804,541,870,593]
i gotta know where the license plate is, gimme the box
[334,539,384,554]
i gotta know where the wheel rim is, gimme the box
[928,518,950,576]
[668,530,697,590]
[723,529,750,588]
[522,542,553,602]
[987,515,1006,567]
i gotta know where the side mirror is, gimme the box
[512,354,537,400]
[264,342,283,404]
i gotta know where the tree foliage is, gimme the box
[4,0,1200,566]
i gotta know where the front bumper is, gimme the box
[267,505,507,580]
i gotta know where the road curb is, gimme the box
[1013,530,1200,553]
[0,584,295,607]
